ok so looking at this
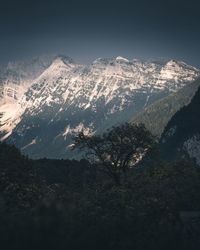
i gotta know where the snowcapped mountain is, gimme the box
[0,54,60,140]
[0,55,199,159]
[160,84,200,166]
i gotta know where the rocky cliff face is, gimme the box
[0,55,199,159]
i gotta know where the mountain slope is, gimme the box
[131,78,200,137]
[160,86,200,165]
[0,55,200,159]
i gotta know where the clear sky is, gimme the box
[0,0,200,67]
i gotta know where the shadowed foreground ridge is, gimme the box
[1,128,200,249]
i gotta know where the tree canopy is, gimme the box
[73,123,158,185]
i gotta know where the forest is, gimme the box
[1,123,200,250]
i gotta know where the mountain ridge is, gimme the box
[0,55,200,159]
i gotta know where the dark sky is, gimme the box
[0,0,200,67]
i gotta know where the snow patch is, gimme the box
[21,138,37,150]
[62,122,94,139]
[116,56,129,62]
[183,134,200,166]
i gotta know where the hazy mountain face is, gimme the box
[160,86,200,166]
[0,55,199,159]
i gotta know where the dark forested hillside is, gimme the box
[160,86,200,165]
[132,78,200,137]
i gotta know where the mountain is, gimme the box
[160,86,200,165]
[0,55,60,139]
[132,78,200,137]
[0,55,199,159]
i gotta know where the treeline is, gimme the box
[1,126,200,249]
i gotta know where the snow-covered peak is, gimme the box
[116,56,129,62]
[35,57,75,82]
[49,57,73,69]
[92,56,129,65]
[164,59,199,72]
[165,59,179,67]
[56,55,75,65]
[159,59,199,83]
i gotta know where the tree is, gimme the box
[73,123,158,185]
